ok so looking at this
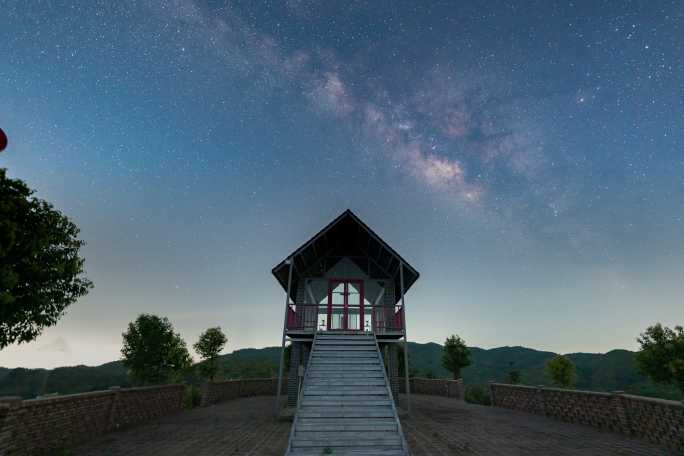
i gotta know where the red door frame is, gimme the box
[327,278,365,331]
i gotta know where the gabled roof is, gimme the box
[272,209,420,303]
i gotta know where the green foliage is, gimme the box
[0,169,93,349]
[3,342,683,400]
[636,323,684,394]
[183,384,202,408]
[219,347,280,378]
[396,347,420,377]
[465,385,491,405]
[121,314,192,385]
[441,335,471,379]
[0,362,130,398]
[546,355,576,388]
[507,361,521,384]
[193,327,227,381]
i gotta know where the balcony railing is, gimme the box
[286,304,404,333]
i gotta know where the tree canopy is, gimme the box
[441,334,471,379]
[0,168,92,349]
[545,354,576,388]
[121,314,192,385]
[636,323,684,394]
[193,326,227,381]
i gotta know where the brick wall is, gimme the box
[490,383,684,451]
[409,378,465,399]
[200,378,288,407]
[0,384,184,455]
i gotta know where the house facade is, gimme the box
[272,209,419,410]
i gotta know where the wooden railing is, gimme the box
[286,304,404,333]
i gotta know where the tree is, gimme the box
[508,361,521,384]
[121,314,192,385]
[193,327,228,381]
[545,355,576,388]
[441,335,471,380]
[636,323,684,394]
[0,169,92,349]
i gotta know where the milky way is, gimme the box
[1,1,683,367]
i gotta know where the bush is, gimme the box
[545,355,576,388]
[183,384,202,408]
[636,323,684,394]
[465,385,491,405]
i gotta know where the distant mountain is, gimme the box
[0,347,283,399]
[2,343,681,400]
[408,344,682,400]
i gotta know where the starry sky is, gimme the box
[1,1,683,368]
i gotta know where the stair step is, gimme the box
[312,352,379,358]
[308,368,382,372]
[297,417,397,427]
[301,400,392,407]
[301,394,390,399]
[316,340,377,345]
[305,387,389,395]
[311,359,379,364]
[295,423,397,432]
[307,372,385,378]
[306,380,386,386]
[294,430,399,439]
[298,409,395,418]
[292,437,402,447]
[289,449,404,456]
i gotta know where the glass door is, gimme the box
[327,279,365,331]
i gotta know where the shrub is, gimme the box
[183,384,202,408]
[465,385,491,405]
[545,355,576,388]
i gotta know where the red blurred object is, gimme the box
[0,128,7,151]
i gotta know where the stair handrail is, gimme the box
[285,332,318,455]
[373,335,411,456]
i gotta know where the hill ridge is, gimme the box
[2,342,681,400]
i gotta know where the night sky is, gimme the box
[2,1,683,368]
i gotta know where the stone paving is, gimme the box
[399,395,674,456]
[75,396,291,456]
[75,395,676,456]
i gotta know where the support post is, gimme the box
[275,257,294,417]
[400,262,411,415]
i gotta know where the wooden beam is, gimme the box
[275,258,294,417]
[400,262,411,416]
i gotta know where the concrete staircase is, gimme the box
[286,333,409,456]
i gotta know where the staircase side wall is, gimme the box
[287,342,302,407]
[381,344,400,401]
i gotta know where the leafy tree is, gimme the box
[121,314,191,385]
[0,169,92,349]
[545,355,576,388]
[636,323,684,394]
[508,361,521,384]
[193,326,227,381]
[465,385,491,405]
[441,335,471,379]
[396,347,419,378]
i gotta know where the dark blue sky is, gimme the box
[2,0,683,367]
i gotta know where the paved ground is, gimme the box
[399,395,673,456]
[75,395,675,456]
[76,397,291,456]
